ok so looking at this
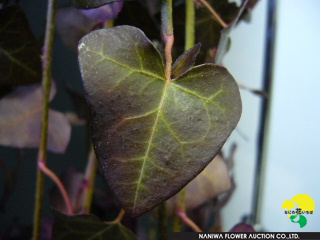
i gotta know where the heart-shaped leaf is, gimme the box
[52,210,136,240]
[171,43,201,79]
[78,25,241,216]
[0,6,41,85]
[70,0,129,9]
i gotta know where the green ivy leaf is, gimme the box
[70,0,130,9]
[0,6,41,85]
[171,43,201,79]
[78,25,241,216]
[52,210,137,240]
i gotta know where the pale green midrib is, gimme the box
[85,224,112,240]
[87,49,166,81]
[132,81,170,211]
[103,56,165,81]
[0,46,39,77]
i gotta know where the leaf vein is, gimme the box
[132,82,169,211]
[0,46,39,77]
[87,49,165,81]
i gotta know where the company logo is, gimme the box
[282,194,315,228]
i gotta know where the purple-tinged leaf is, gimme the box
[80,2,124,21]
[0,6,41,85]
[0,84,71,153]
[52,210,137,240]
[70,0,129,9]
[78,26,241,216]
[171,43,201,79]
[56,7,96,53]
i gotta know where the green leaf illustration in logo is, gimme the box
[290,214,307,228]
[78,26,241,216]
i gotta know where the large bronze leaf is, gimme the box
[78,26,241,216]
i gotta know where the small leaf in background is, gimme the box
[167,154,231,212]
[171,43,201,79]
[50,168,85,214]
[0,84,71,153]
[80,1,124,21]
[56,7,97,53]
[230,222,256,232]
[70,0,128,9]
[214,0,249,64]
[52,210,137,240]
[78,26,241,216]
[195,0,239,49]
[0,6,41,85]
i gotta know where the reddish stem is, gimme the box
[38,161,73,215]
[176,208,202,232]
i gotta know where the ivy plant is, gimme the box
[0,0,261,239]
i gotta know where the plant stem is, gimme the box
[173,1,195,231]
[176,207,202,232]
[32,0,57,239]
[185,0,195,50]
[196,0,228,28]
[38,162,73,214]
[158,203,168,240]
[114,209,126,223]
[161,0,173,37]
[162,0,174,81]
[106,209,126,224]
[83,145,97,213]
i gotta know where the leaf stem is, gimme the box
[172,1,196,231]
[196,0,228,29]
[32,0,57,239]
[158,203,168,240]
[82,145,98,213]
[38,162,73,214]
[185,0,195,50]
[162,0,174,81]
[115,209,126,223]
[176,207,202,232]
[161,0,173,37]
[164,36,174,81]
[106,209,126,224]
